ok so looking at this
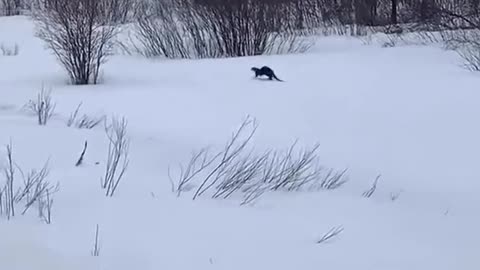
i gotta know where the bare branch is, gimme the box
[3,141,15,219]
[101,116,130,197]
[75,141,88,167]
[67,102,106,129]
[91,224,101,256]
[363,174,381,198]
[316,225,344,244]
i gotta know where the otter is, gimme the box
[251,66,283,81]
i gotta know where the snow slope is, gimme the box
[0,16,479,270]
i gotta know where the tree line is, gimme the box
[1,0,479,29]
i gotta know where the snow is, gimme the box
[1,15,479,270]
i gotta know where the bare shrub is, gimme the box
[411,1,480,72]
[169,116,349,204]
[0,43,19,56]
[315,168,349,190]
[132,0,193,58]
[25,86,56,125]
[0,141,59,224]
[130,0,312,59]
[191,117,259,200]
[0,0,21,16]
[240,179,271,206]
[168,147,219,197]
[16,161,59,220]
[440,29,480,71]
[101,116,130,197]
[316,225,344,244]
[38,188,54,224]
[76,115,105,129]
[191,0,312,57]
[33,0,119,85]
[101,0,137,23]
[67,103,105,129]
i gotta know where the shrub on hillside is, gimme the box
[32,0,119,85]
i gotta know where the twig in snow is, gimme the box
[316,225,344,244]
[75,141,88,166]
[67,102,105,129]
[67,102,83,127]
[3,141,15,219]
[363,174,381,198]
[91,224,101,256]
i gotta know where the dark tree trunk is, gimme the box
[391,0,397,24]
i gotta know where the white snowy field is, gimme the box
[1,15,480,270]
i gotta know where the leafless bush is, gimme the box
[0,141,59,224]
[67,103,105,129]
[440,29,480,71]
[169,116,349,205]
[191,117,259,200]
[76,115,105,129]
[240,179,271,206]
[33,0,119,85]
[101,116,130,197]
[131,0,193,58]
[316,225,344,244]
[38,188,53,224]
[130,0,313,59]
[101,0,138,23]
[16,161,59,221]
[417,3,480,72]
[315,168,349,190]
[268,143,327,192]
[0,0,21,16]
[25,86,56,125]
[168,147,219,197]
[0,43,19,56]
[362,174,381,198]
[386,1,480,71]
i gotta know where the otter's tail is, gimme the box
[273,74,284,82]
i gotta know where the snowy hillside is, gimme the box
[0,15,479,270]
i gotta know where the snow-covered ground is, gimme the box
[1,16,479,270]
